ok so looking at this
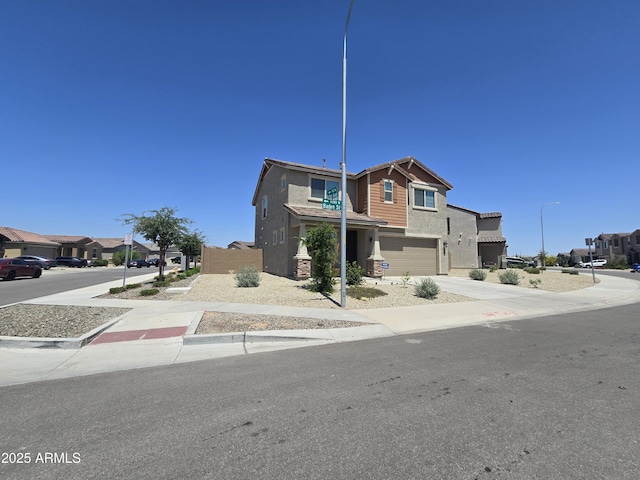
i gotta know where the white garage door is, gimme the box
[380,237,437,276]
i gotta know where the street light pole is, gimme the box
[540,202,560,268]
[340,0,355,308]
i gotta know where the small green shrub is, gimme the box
[346,261,364,286]
[153,280,172,287]
[489,264,499,272]
[235,266,261,287]
[499,269,520,285]
[93,259,109,267]
[140,288,160,296]
[415,277,440,299]
[469,269,487,281]
[529,278,542,288]
[561,269,572,274]
[346,285,388,300]
[608,257,629,270]
[401,272,411,288]
[177,273,187,280]
[524,267,540,274]
[125,283,141,290]
[109,286,126,294]
[569,270,579,275]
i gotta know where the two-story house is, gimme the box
[593,230,640,264]
[252,156,507,279]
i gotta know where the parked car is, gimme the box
[16,255,57,270]
[631,263,640,273]
[506,257,533,268]
[579,259,607,268]
[170,256,182,264]
[55,256,88,267]
[0,258,42,280]
[127,259,150,268]
[147,258,166,267]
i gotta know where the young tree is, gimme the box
[120,207,192,280]
[176,230,206,267]
[303,223,337,294]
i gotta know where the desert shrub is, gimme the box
[489,264,498,272]
[499,269,520,285]
[346,285,388,300]
[125,283,141,290]
[608,257,629,270]
[93,259,109,267]
[561,269,572,274]
[140,288,160,296]
[303,223,337,294]
[469,269,487,281]
[235,266,261,287]
[569,270,579,275]
[177,273,187,280]
[153,280,172,287]
[112,249,140,266]
[400,272,411,288]
[524,267,540,274]
[415,278,440,299]
[346,261,364,286]
[109,286,126,294]
[529,278,542,288]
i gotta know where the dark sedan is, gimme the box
[16,255,57,269]
[55,256,88,267]
[127,259,150,268]
[0,258,42,280]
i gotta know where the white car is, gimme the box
[579,259,607,268]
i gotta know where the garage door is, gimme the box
[380,237,437,276]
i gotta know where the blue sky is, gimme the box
[2,0,638,256]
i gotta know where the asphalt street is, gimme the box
[1,302,638,480]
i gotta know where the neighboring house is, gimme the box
[0,227,60,259]
[252,156,508,279]
[569,248,591,266]
[46,235,93,259]
[141,243,181,260]
[446,205,507,269]
[228,241,255,249]
[592,230,640,264]
[90,238,150,261]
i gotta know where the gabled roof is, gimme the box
[0,227,60,246]
[90,237,148,249]
[46,235,93,244]
[228,240,255,249]
[356,156,453,190]
[284,204,387,226]
[252,157,357,206]
[570,248,590,255]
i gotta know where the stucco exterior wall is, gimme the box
[446,207,479,268]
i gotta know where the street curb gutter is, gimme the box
[0,315,124,349]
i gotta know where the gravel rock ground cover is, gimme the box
[0,269,598,338]
[0,304,130,338]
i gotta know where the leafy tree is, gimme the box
[303,223,337,294]
[120,207,192,280]
[176,229,206,267]
[112,249,140,266]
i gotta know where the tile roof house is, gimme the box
[0,227,60,259]
[252,157,508,279]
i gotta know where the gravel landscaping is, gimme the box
[0,268,599,339]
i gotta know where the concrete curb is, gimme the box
[0,315,124,349]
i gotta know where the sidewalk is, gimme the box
[1,272,639,387]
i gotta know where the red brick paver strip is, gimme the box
[91,326,188,345]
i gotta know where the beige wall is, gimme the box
[201,247,263,274]
[447,207,480,268]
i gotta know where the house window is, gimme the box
[447,217,450,235]
[604,241,608,249]
[281,174,287,191]
[310,178,339,200]
[595,242,600,248]
[636,235,640,245]
[280,227,285,244]
[272,230,278,244]
[262,195,268,219]
[383,180,393,202]
[614,239,619,247]
[92,247,97,259]
[413,188,436,209]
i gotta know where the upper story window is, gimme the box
[262,195,268,219]
[281,174,287,191]
[604,241,608,249]
[383,180,393,202]
[614,238,619,247]
[413,186,436,210]
[310,177,339,200]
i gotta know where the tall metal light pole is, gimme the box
[540,202,560,268]
[340,0,355,308]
